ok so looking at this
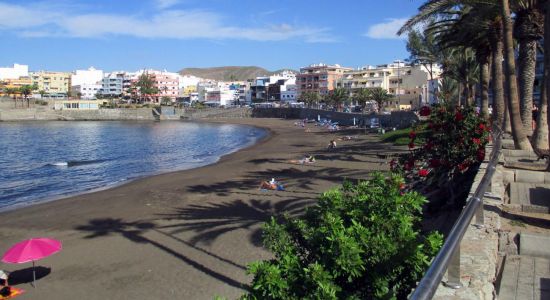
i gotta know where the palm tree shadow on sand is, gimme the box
[156,197,314,247]
[74,218,246,289]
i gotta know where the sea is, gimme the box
[0,121,267,211]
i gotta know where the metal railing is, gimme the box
[410,126,503,300]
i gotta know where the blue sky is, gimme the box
[0,0,422,72]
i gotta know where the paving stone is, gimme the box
[498,256,520,300]
[508,182,550,213]
[520,233,550,259]
[515,170,546,184]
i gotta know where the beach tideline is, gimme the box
[0,118,397,300]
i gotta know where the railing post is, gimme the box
[444,246,463,289]
[474,196,484,228]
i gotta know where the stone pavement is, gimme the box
[508,183,550,213]
[496,140,550,300]
[498,255,550,300]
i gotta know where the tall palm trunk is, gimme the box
[533,59,549,149]
[518,40,538,135]
[490,29,506,127]
[545,2,550,170]
[480,59,490,117]
[502,0,532,150]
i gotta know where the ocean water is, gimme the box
[0,121,267,211]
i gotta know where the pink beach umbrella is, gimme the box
[2,237,62,287]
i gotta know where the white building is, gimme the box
[101,71,125,96]
[178,75,201,89]
[0,63,29,80]
[281,84,297,102]
[71,67,104,87]
[72,84,102,100]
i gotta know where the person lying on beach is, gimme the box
[338,136,354,141]
[259,178,285,190]
[289,155,316,165]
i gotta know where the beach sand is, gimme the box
[0,118,402,300]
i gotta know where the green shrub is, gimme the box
[241,173,442,300]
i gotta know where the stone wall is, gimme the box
[0,107,417,127]
[252,107,419,128]
[433,143,500,300]
[0,108,156,121]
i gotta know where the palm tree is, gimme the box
[369,87,394,112]
[513,0,544,135]
[328,88,349,111]
[435,77,459,103]
[488,17,506,127]
[352,88,371,111]
[545,1,550,170]
[298,92,319,108]
[502,0,532,150]
[19,85,33,108]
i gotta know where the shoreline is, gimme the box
[0,121,271,214]
[0,118,396,299]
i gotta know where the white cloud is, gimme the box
[0,2,336,43]
[155,0,180,9]
[364,18,408,40]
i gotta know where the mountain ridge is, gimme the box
[178,66,296,81]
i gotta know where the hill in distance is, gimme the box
[178,66,296,81]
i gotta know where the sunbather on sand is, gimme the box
[289,155,316,165]
[338,136,354,141]
[259,178,284,190]
[259,181,277,190]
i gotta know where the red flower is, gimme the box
[408,142,415,149]
[409,131,417,139]
[478,123,486,131]
[477,149,485,161]
[457,162,469,172]
[429,159,440,168]
[424,141,434,151]
[455,111,464,122]
[420,106,431,116]
[418,169,429,177]
[399,183,405,190]
[472,138,481,145]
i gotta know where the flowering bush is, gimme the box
[241,173,442,300]
[392,105,490,206]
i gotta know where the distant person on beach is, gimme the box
[532,105,539,130]
[328,140,337,149]
[0,269,9,289]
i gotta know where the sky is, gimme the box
[0,0,423,73]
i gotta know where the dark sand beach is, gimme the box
[0,118,402,299]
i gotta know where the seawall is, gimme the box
[0,107,419,128]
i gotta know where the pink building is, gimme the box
[151,72,179,102]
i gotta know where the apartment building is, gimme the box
[101,72,126,97]
[0,64,29,80]
[342,62,441,109]
[250,71,296,102]
[30,71,71,94]
[296,63,352,96]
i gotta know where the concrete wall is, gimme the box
[0,108,156,121]
[0,107,253,121]
[0,107,417,128]
[252,108,419,128]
